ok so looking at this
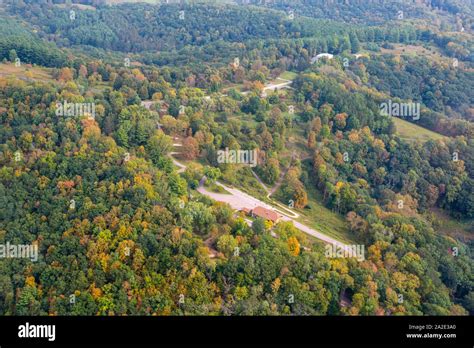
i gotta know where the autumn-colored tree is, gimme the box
[293,184,308,209]
[79,65,88,78]
[311,117,322,135]
[335,113,347,129]
[58,67,74,82]
[287,236,300,256]
[181,136,200,160]
[307,131,317,149]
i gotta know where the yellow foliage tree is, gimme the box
[287,236,300,256]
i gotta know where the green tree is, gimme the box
[8,49,18,63]
[252,217,266,235]
[204,166,221,184]
[147,130,173,164]
[349,32,360,53]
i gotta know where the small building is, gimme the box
[251,206,281,223]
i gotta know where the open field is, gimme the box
[0,63,54,83]
[429,208,474,243]
[392,117,446,143]
[379,44,447,63]
[205,181,231,194]
[224,167,269,200]
[273,179,354,244]
[279,71,298,80]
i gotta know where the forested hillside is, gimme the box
[247,0,473,26]
[0,0,472,316]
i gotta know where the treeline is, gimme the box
[8,3,331,52]
[5,2,434,55]
[118,21,453,76]
[359,54,474,136]
[244,0,468,24]
[7,0,471,80]
[0,18,67,68]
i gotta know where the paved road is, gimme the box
[197,177,348,248]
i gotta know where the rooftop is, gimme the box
[252,206,280,222]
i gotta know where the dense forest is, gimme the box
[0,0,472,316]
[247,0,474,28]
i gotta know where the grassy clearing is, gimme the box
[392,117,446,143]
[273,182,354,244]
[286,123,312,157]
[428,208,474,243]
[223,166,268,200]
[267,71,297,85]
[279,71,298,80]
[379,44,447,64]
[222,83,246,94]
[0,63,54,83]
[226,111,259,128]
[204,182,231,194]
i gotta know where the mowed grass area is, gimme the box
[273,181,354,244]
[279,71,298,80]
[392,117,446,143]
[223,166,268,200]
[286,122,312,158]
[204,182,231,194]
[298,186,354,244]
[379,44,449,64]
[267,71,298,85]
[0,63,54,83]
